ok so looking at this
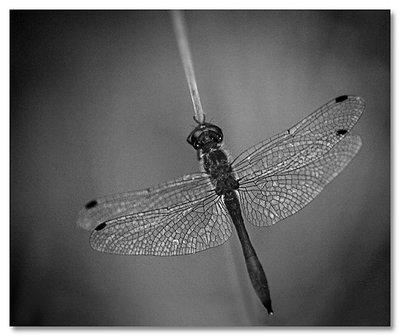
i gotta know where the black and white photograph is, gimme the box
[10,10,390,326]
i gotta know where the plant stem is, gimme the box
[171,10,206,124]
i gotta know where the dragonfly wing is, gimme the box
[77,173,210,230]
[237,135,362,226]
[89,194,233,255]
[232,95,364,179]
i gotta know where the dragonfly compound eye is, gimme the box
[186,122,223,150]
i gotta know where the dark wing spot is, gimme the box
[336,129,348,136]
[335,95,348,103]
[94,222,107,231]
[85,199,98,209]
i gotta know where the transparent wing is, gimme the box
[232,95,364,180]
[77,173,211,230]
[89,194,233,256]
[237,135,362,226]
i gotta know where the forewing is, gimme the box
[77,173,211,230]
[232,95,364,180]
[89,194,233,255]
[238,135,362,226]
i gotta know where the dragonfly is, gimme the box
[78,95,364,315]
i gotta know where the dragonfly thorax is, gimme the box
[202,148,239,196]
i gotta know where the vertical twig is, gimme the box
[171,10,206,124]
[171,11,258,322]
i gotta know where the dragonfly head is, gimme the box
[187,122,224,152]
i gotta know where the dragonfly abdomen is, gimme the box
[223,191,274,315]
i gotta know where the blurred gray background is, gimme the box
[10,10,390,326]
